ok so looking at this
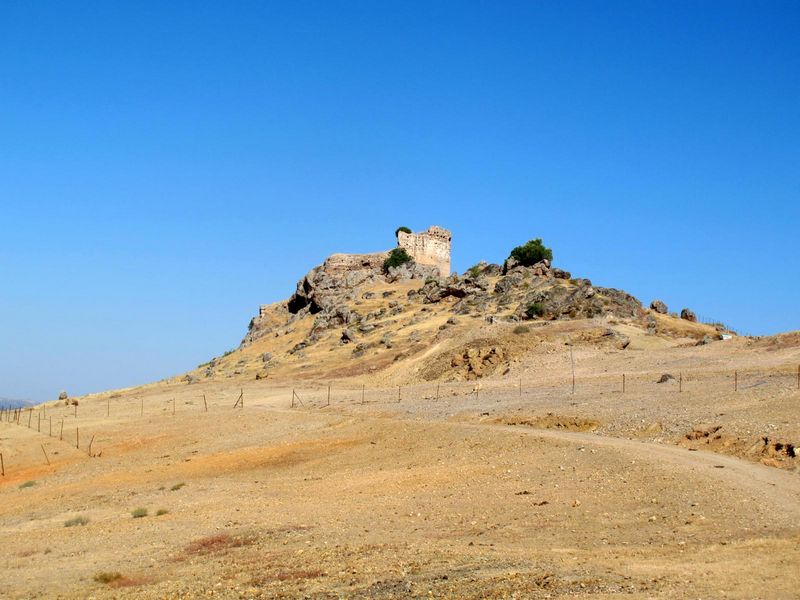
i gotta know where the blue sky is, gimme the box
[1,1,798,401]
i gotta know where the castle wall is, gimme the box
[397,226,451,276]
[323,252,389,273]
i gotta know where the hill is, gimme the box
[1,227,798,599]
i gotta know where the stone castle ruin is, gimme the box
[281,225,452,317]
[397,225,451,277]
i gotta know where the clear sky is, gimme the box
[1,1,798,401]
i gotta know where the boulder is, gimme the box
[656,373,674,383]
[680,308,697,322]
[58,391,68,401]
[650,299,668,314]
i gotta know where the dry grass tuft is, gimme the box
[176,532,257,560]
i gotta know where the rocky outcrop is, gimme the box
[681,308,697,322]
[650,299,668,314]
[514,284,642,322]
[450,345,506,380]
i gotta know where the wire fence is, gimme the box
[1,363,798,477]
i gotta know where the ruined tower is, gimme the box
[397,225,452,277]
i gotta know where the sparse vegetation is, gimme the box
[64,516,90,527]
[94,572,123,584]
[156,508,169,516]
[467,264,483,278]
[509,238,553,267]
[382,247,412,273]
[170,482,186,491]
[395,226,412,237]
[131,508,148,518]
[18,480,36,489]
[526,302,545,318]
[178,533,257,559]
[513,325,530,334]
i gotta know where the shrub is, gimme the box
[64,516,89,527]
[509,238,553,267]
[94,572,123,584]
[131,508,148,519]
[382,248,412,273]
[467,264,483,278]
[170,482,186,491]
[526,302,545,318]
[18,480,36,489]
[395,226,412,237]
[156,508,169,516]
[513,325,530,334]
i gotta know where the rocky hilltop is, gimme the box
[189,226,728,385]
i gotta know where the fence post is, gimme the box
[569,344,575,394]
[734,370,738,392]
[679,372,683,393]
[327,385,331,407]
[291,389,295,408]
[361,384,365,405]
[28,409,32,428]
[0,452,4,476]
[398,386,401,403]
[436,382,440,401]
[519,378,522,397]
[622,374,626,394]
[76,427,79,450]
[203,394,208,412]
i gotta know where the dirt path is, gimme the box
[484,422,800,514]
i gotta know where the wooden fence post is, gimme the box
[76,427,79,450]
[569,344,575,395]
[140,397,144,417]
[361,384,365,405]
[734,370,738,391]
[28,409,32,428]
[679,372,683,393]
[38,413,41,432]
[519,378,522,397]
[622,374,626,393]
[203,394,208,412]
[436,382,440,401]
[327,385,331,407]
[87,435,95,457]
[0,452,4,476]
[397,386,401,403]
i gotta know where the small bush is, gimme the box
[156,508,169,516]
[467,264,483,278]
[395,226,412,237]
[170,482,186,491]
[513,325,530,334]
[18,480,36,489]
[131,508,148,519]
[509,238,553,267]
[94,572,123,584]
[382,248,412,273]
[526,302,545,318]
[64,516,89,527]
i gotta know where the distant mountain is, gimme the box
[0,397,36,409]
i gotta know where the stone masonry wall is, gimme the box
[397,226,452,276]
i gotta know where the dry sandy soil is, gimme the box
[2,279,799,599]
